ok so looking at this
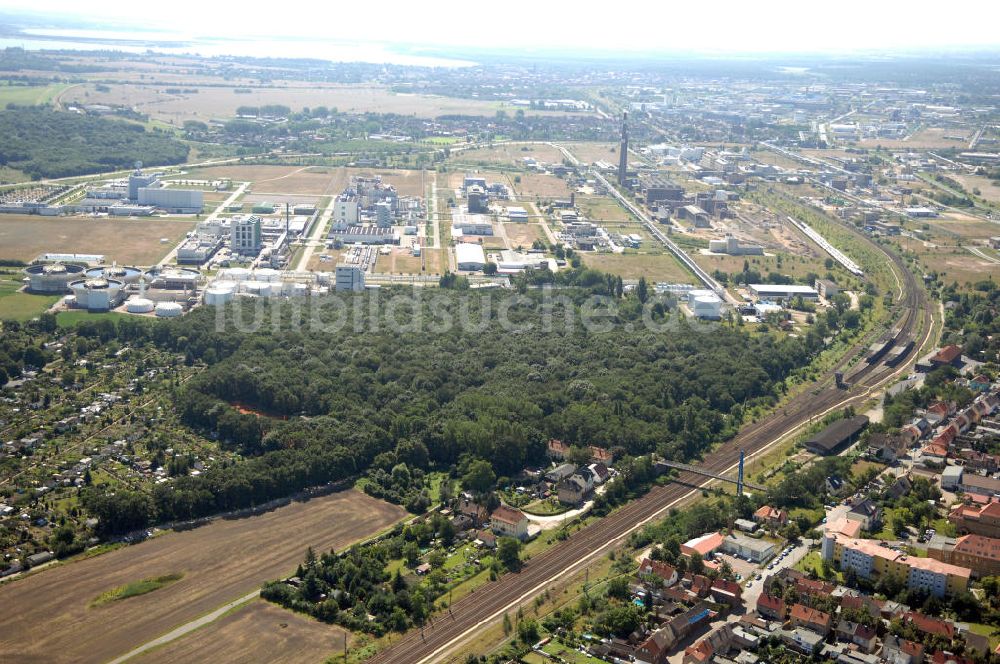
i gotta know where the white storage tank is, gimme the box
[220,267,251,282]
[25,263,85,293]
[126,297,155,314]
[204,282,236,306]
[155,302,183,317]
[692,294,723,320]
[254,268,280,282]
[241,281,271,297]
[687,288,714,304]
[69,278,124,311]
[85,265,142,284]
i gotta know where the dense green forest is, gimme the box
[0,107,189,179]
[66,279,836,535]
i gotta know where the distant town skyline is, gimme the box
[2,0,1000,58]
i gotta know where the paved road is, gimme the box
[157,182,248,267]
[295,192,338,271]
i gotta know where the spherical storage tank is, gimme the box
[85,265,142,284]
[204,281,236,306]
[69,278,124,312]
[155,302,183,317]
[125,296,155,314]
[24,263,86,293]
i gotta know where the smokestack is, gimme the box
[618,112,629,187]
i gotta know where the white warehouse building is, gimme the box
[137,187,203,213]
[455,243,487,271]
[749,284,819,301]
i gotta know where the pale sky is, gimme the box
[5,0,1000,55]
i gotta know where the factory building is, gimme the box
[641,176,685,205]
[455,243,487,271]
[467,186,489,214]
[329,226,398,245]
[507,206,529,222]
[452,212,493,236]
[177,236,223,264]
[335,265,366,292]
[708,236,763,256]
[749,284,819,301]
[335,196,360,225]
[137,187,203,214]
[128,170,159,200]
[231,215,263,256]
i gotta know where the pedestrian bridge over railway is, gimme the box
[657,459,766,493]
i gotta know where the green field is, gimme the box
[0,276,59,321]
[90,573,184,607]
[0,83,69,107]
[55,311,133,328]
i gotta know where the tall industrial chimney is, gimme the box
[617,112,629,186]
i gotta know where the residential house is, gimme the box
[868,433,908,463]
[881,635,926,664]
[710,578,742,607]
[781,628,824,655]
[457,492,488,525]
[927,533,1000,577]
[846,498,882,531]
[901,612,955,641]
[545,463,576,483]
[756,593,787,621]
[638,558,679,588]
[557,475,590,506]
[753,505,789,528]
[826,475,847,496]
[835,620,878,653]
[948,501,1000,538]
[790,603,833,636]
[489,505,529,541]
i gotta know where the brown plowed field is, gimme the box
[133,599,349,664]
[0,489,403,664]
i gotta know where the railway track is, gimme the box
[368,184,931,664]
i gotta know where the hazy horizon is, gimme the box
[2,1,1000,63]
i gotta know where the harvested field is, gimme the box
[0,489,404,664]
[375,247,426,274]
[563,142,619,165]
[503,223,545,248]
[924,215,1000,239]
[692,252,834,281]
[951,174,1000,204]
[62,83,559,123]
[0,215,194,265]
[455,143,565,168]
[134,599,349,664]
[511,173,572,199]
[346,168,431,197]
[582,252,695,283]
[908,241,998,287]
[186,165,348,196]
[860,127,969,150]
[576,195,633,222]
